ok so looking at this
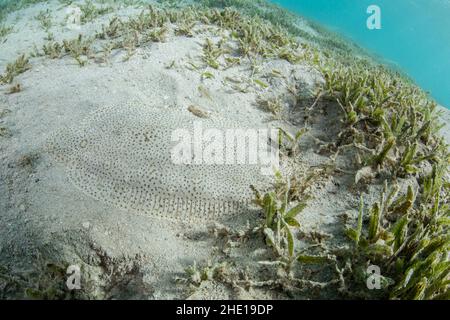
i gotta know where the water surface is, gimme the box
[273,0,450,108]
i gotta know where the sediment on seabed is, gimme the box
[0,0,448,300]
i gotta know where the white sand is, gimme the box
[0,1,448,299]
[438,105,450,145]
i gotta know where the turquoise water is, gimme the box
[273,0,450,108]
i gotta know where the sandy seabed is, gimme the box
[0,0,448,300]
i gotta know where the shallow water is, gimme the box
[273,0,450,108]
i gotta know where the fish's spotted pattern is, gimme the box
[46,104,273,222]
